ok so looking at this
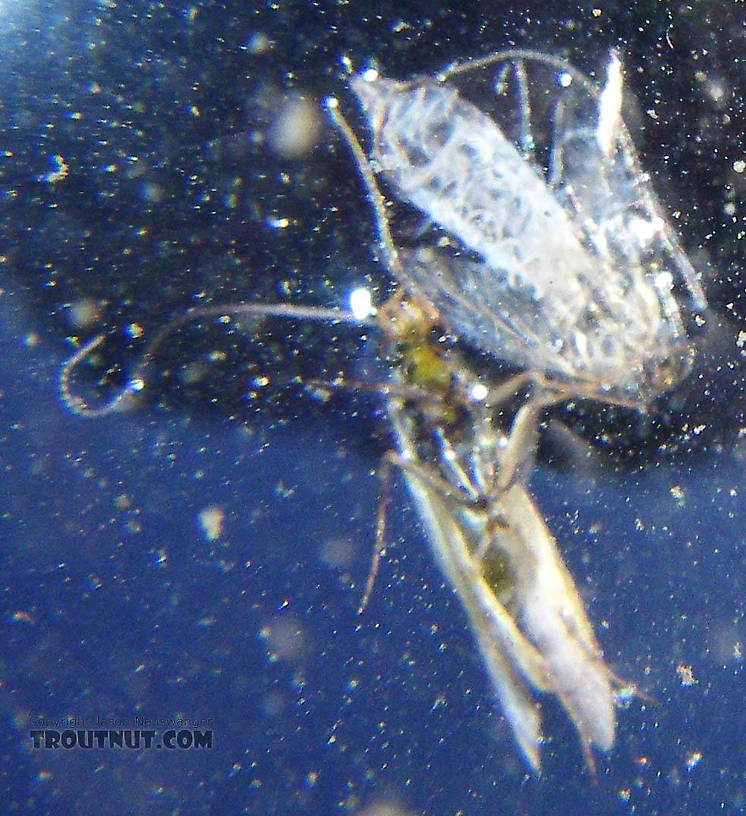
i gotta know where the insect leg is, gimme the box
[359,443,495,612]
[358,449,395,614]
[325,98,403,279]
[509,57,535,160]
[438,48,593,94]
[325,99,443,325]
[547,93,568,190]
[494,398,545,493]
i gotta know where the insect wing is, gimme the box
[351,74,595,331]
[399,246,584,382]
[386,376,617,771]
[351,55,704,404]
[386,397,545,773]
[548,54,707,315]
[495,479,616,758]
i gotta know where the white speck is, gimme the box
[654,270,674,293]
[349,286,375,320]
[245,32,271,55]
[629,214,664,243]
[684,750,702,772]
[41,154,69,184]
[266,216,290,229]
[469,382,488,402]
[198,505,225,541]
[67,298,101,330]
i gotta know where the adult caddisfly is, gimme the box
[58,47,699,775]
[377,292,626,774]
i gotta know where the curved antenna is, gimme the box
[436,47,600,92]
[60,301,376,418]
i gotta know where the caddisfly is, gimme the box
[58,48,701,776]
[322,48,705,771]
[377,292,623,774]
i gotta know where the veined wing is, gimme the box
[351,52,703,404]
[387,396,546,773]
[387,382,617,772]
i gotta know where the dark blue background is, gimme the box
[2,2,746,814]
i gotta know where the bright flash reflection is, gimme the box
[469,382,488,402]
[361,67,379,83]
[349,286,375,320]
